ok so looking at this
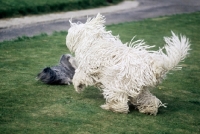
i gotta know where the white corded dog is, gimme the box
[66,13,190,115]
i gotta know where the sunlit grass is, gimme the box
[0,12,200,133]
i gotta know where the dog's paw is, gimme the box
[63,78,72,85]
[101,102,129,114]
[74,82,86,93]
[100,104,110,110]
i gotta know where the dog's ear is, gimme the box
[59,54,76,70]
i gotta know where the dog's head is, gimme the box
[66,13,106,52]
[37,67,57,84]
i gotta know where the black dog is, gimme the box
[37,54,77,85]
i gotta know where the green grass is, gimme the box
[0,12,200,134]
[0,0,122,18]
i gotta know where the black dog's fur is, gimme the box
[37,54,77,85]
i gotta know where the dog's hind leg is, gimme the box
[129,89,166,115]
[101,90,129,113]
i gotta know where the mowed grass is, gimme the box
[0,12,200,133]
[0,0,122,18]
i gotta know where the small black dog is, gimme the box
[37,54,77,85]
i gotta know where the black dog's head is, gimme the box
[37,54,77,85]
[37,67,57,84]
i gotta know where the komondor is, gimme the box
[66,13,190,115]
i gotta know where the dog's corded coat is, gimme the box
[66,14,190,115]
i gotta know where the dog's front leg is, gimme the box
[73,72,86,93]
[129,89,166,115]
[72,68,94,93]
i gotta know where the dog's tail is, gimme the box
[160,31,191,71]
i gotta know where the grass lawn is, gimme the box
[0,12,200,133]
[0,0,122,18]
